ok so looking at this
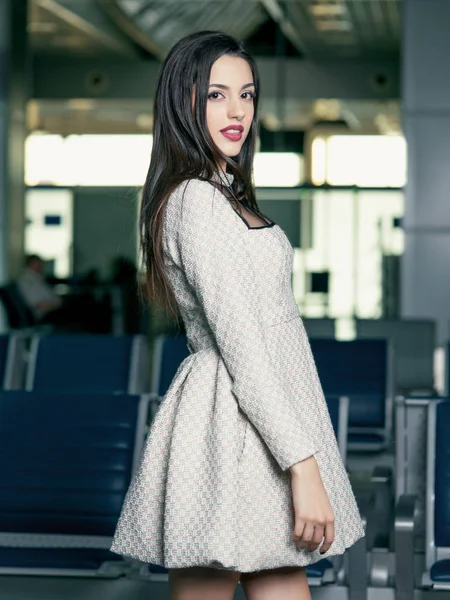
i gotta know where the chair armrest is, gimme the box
[370,465,394,550]
[395,494,418,600]
[368,469,394,586]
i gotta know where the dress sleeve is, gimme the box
[176,179,319,472]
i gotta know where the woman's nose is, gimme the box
[228,98,245,120]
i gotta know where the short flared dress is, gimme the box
[110,172,365,573]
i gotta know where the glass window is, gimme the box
[311,134,406,187]
[25,188,73,277]
[26,134,304,188]
[292,188,404,320]
[253,153,304,187]
[26,134,153,187]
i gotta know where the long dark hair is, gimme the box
[140,30,260,319]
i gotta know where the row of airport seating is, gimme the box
[0,327,447,598]
[0,318,438,403]
[154,318,441,455]
[2,372,439,597]
[154,318,437,404]
[0,388,364,593]
[0,391,149,578]
[326,394,450,598]
[0,331,157,581]
[0,332,150,394]
[153,332,392,452]
[303,317,436,396]
[1,316,439,454]
[151,329,450,598]
[394,396,450,595]
[1,330,393,453]
[0,330,368,595]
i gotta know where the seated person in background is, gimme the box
[17,255,110,333]
[17,254,62,321]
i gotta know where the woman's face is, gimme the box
[206,55,255,169]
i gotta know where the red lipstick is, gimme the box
[221,124,244,142]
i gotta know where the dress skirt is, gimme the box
[110,314,365,572]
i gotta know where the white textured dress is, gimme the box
[110,173,365,572]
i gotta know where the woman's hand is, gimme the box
[289,455,335,554]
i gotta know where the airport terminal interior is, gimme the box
[1,0,450,598]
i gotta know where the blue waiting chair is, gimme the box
[424,399,450,588]
[357,319,436,395]
[395,396,441,546]
[0,390,150,577]
[25,333,149,394]
[395,397,450,594]
[373,395,438,593]
[310,338,392,452]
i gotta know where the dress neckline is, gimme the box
[211,170,276,230]
[231,203,276,230]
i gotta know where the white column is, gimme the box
[0,0,28,285]
[402,0,450,345]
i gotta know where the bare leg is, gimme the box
[240,566,312,600]
[169,566,241,600]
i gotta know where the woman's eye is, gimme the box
[242,92,255,100]
[208,92,223,100]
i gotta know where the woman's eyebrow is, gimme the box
[208,83,255,90]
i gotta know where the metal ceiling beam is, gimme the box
[98,0,165,59]
[259,0,307,54]
[34,0,139,56]
[343,0,371,53]
[32,57,400,101]
[99,0,268,61]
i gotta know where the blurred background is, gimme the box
[0,1,449,599]
[2,0,410,345]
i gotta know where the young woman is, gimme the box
[111,31,364,599]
